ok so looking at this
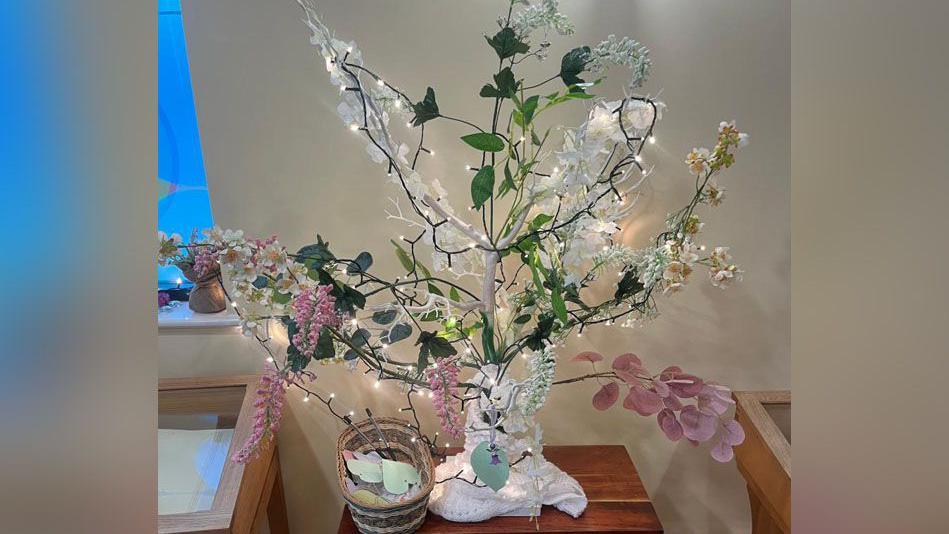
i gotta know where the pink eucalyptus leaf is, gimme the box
[663,394,683,411]
[592,381,620,411]
[679,405,717,442]
[573,351,604,363]
[710,437,735,462]
[721,419,745,446]
[698,387,731,416]
[623,384,663,416]
[653,380,670,398]
[667,373,705,398]
[657,409,683,441]
[660,366,683,380]
[612,353,644,373]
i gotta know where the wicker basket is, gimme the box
[337,417,435,534]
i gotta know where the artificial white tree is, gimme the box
[159,0,749,522]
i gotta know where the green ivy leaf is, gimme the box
[410,87,440,127]
[346,251,373,275]
[485,27,529,60]
[416,330,457,369]
[614,269,645,301]
[449,287,461,302]
[479,68,519,99]
[461,132,505,152]
[559,46,590,87]
[497,162,516,198]
[470,165,496,208]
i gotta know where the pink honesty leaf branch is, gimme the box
[623,384,663,416]
[592,381,620,411]
[572,351,604,363]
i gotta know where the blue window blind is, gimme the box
[158,0,213,287]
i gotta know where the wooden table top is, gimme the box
[338,445,663,533]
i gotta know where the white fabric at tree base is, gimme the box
[428,451,588,522]
[427,365,588,522]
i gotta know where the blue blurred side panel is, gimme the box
[158,0,213,287]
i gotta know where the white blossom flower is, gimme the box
[685,147,711,175]
[708,246,742,288]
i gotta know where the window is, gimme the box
[158,0,213,287]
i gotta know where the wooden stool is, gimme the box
[338,445,663,533]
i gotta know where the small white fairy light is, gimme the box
[394,100,402,109]
[553,167,560,173]
[350,318,358,327]
[429,150,435,156]
[346,46,353,53]
[377,78,384,86]
[406,122,413,128]
[382,343,389,349]
[349,123,359,132]
[465,165,471,171]
[374,380,381,389]
[330,392,336,398]
[348,410,355,417]
[519,136,525,142]
[634,154,643,163]
[266,356,274,363]
[427,391,434,398]
[303,394,310,402]
[648,136,656,144]
[410,437,417,443]
[468,241,477,249]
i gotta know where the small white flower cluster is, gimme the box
[203,227,317,337]
[588,35,652,89]
[157,231,182,265]
[510,0,575,39]
[708,246,742,288]
[522,346,556,416]
[529,99,659,287]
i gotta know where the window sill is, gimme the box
[158,304,241,331]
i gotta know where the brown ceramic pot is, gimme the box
[181,264,227,313]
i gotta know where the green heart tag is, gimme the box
[346,458,383,484]
[381,459,420,495]
[351,488,389,507]
[470,440,509,492]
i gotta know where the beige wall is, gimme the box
[162,1,789,532]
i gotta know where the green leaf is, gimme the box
[350,328,371,347]
[559,46,591,87]
[372,309,397,325]
[314,327,336,360]
[520,95,539,125]
[550,285,568,324]
[346,251,373,275]
[485,27,529,60]
[513,314,532,325]
[427,282,444,297]
[461,132,505,152]
[449,287,461,302]
[384,323,413,344]
[470,165,496,208]
[497,162,516,199]
[333,284,366,314]
[297,235,335,268]
[479,68,519,99]
[481,313,497,364]
[529,213,554,231]
[287,346,310,373]
[525,313,555,351]
[416,330,457,369]
[391,239,415,272]
[343,349,360,361]
[614,269,646,300]
[410,87,440,127]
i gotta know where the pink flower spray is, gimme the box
[425,357,463,439]
[290,285,340,358]
[232,368,287,464]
